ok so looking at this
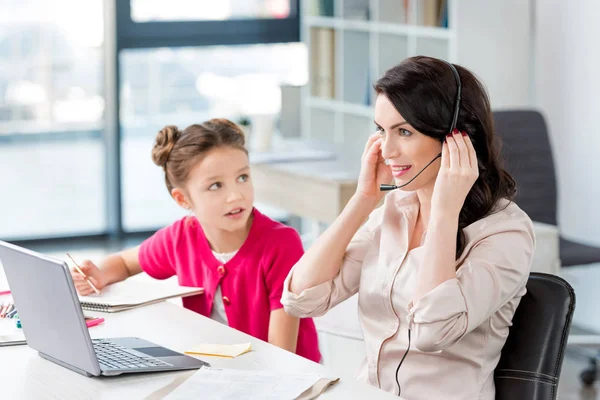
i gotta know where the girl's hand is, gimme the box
[355,133,394,203]
[431,130,479,219]
[70,260,106,296]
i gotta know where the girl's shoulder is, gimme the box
[152,215,202,246]
[250,208,303,248]
[169,215,201,234]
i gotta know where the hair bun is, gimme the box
[152,125,182,168]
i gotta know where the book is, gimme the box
[311,27,335,99]
[78,279,203,313]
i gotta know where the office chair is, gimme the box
[495,273,575,400]
[493,110,600,385]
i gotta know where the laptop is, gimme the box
[0,240,210,377]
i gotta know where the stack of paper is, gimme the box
[164,367,325,400]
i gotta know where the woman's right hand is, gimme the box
[70,260,106,296]
[356,133,393,202]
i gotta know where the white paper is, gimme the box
[0,318,25,345]
[164,367,321,400]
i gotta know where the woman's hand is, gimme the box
[355,133,394,203]
[70,260,107,296]
[431,130,479,220]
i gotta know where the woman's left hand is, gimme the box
[431,129,479,219]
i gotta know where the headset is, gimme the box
[380,59,462,192]
[389,59,462,398]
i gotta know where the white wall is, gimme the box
[535,0,600,246]
[456,0,600,246]
[455,0,533,109]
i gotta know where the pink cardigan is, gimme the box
[139,208,321,363]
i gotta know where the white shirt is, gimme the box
[210,250,237,325]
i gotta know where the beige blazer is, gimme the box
[282,190,535,400]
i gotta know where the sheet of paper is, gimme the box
[164,367,321,400]
[185,343,252,358]
[0,318,26,346]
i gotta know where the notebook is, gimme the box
[78,278,204,313]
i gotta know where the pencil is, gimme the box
[66,253,101,295]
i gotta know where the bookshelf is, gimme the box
[301,0,456,159]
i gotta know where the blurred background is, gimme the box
[0,1,599,398]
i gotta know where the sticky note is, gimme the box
[184,343,252,358]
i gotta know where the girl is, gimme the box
[281,56,535,398]
[71,118,321,363]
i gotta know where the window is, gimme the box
[120,42,306,231]
[0,0,302,240]
[0,0,105,240]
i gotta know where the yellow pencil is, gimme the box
[66,253,101,295]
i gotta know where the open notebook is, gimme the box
[78,278,203,313]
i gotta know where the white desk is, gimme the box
[0,301,396,399]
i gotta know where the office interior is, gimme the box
[1,1,599,399]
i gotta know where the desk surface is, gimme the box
[0,301,395,400]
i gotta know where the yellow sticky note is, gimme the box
[185,343,252,358]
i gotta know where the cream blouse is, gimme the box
[282,190,535,399]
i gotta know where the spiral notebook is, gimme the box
[77,279,204,313]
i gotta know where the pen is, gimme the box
[66,253,101,295]
[85,317,105,328]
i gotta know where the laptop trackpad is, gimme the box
[134,347,182,358]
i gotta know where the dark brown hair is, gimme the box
[151,118,247,193]
[374,56,516,259]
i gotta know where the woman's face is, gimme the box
[374,94,443,192]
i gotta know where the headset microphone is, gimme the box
[380,59,462,193]
[379,152,442,191]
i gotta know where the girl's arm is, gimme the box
[268,309,299,353]
[71,246,142,296]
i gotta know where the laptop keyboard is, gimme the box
[92,339,173,371]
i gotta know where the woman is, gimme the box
[281,56,534,399]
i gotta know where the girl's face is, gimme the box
[181,147,254,233]
[375,94,443,192]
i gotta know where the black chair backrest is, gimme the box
[495,273,575,400]
[493,110,558,226]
